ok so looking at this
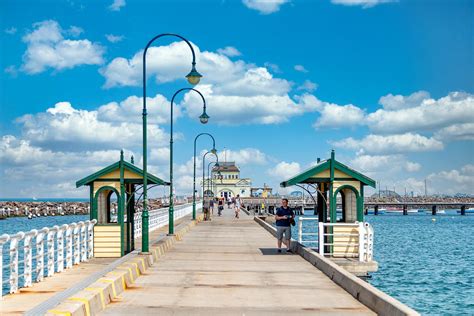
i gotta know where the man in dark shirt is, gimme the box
[275,198,295,253]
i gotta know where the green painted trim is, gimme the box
[89,185,95,220]
[334,185,362,223]
[358,186,364,222]
[76,160,170,188]
[119,156,125,256]
[280,154,376,188]
[334,184,361,199]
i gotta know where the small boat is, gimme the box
[28,214,33,219]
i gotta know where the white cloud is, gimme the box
[216,46,241,57]
[22,20,104,74]
[294,64,308,73]
[350,154,421,175]
[331,0,397,8]
[242,0,289,14]
[297,80,318,92]
[108,0,126,11]
[182,84,313,125]
[97,93,179,124]
[333,133,444,154]
[426,164,474,195]
[312,101,366,129]
[367,91,474,134]
[217,148,267,165]
[378,90,430,110]
[268,161,301,180]
[100,41,248,88]
[16,101,168,151]
[105,34,124,43]
[434,123,474,141]
[5,27,17,35]
[0,135,133,197]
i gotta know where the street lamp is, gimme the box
[142,33,202,252]
[168,88,207,235]
[202,150,218,202]
[207,161,220,199]
[193,133,216,220]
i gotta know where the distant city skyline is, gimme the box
[1,0,473,198]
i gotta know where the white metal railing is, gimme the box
[297,217,319,245]
[134,202,201,238]
[0,219,97,298]
[317,221,374,262]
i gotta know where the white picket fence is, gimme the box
[0,220,97,298]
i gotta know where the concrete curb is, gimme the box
[46,215,204,316]
[254,216,419,316]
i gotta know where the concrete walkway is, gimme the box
[101,207,375,315]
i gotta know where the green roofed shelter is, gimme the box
[76,150,169,258]
[280,150,375,224]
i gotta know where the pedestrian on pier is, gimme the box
[210,198,215,215]
[275,198,295,253]
[234,194,241,219]
[218,198,224,216]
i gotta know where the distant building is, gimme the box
[203,162,251,199]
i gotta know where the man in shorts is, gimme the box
[275,198,294,253]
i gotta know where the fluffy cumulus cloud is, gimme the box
[350,154,421,174]
[242,0,289,14]
[331,0,397,8]
[22,20,104,74]
[367,91,474,135]
[0,135,130,197]
[300,94,366,129]
[333,133,444,154]
[97,93,179,124]
[426,165,474,195]
[16,101,168,151]
[268,161,301,180]
[108,0,126,11]
[217,148,268,165]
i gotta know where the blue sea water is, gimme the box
[294,212,474,315]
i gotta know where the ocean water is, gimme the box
[295,212,474,315]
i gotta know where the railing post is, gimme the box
[65,224,73,269]
[23,230,36,287]
[298,217,303,244]
[366,222,374,262]
[36,228,48,282]
[318,222,324,256]
[9,233,24,293]
[358,222,365,262]
[0,234,10,298]
[72,223,80,265]
[80,222,87,262]
[57,224,67,272]
[47,227,57,276]
[87,220,96,258]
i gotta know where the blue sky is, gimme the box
[1,0,473,198]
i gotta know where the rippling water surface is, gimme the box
[367,214,474,315]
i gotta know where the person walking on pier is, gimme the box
[234,194,241,219]
[210,198,215,215]
[218,198,224,216]
[275,198,294,253]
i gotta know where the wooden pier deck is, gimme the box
[100,207,375,315]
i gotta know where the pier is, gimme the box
[2,206,418,315]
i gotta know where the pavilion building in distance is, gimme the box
[204,162,252,199]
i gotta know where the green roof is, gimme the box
[76,161,170,188]
[280,158,376,188]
